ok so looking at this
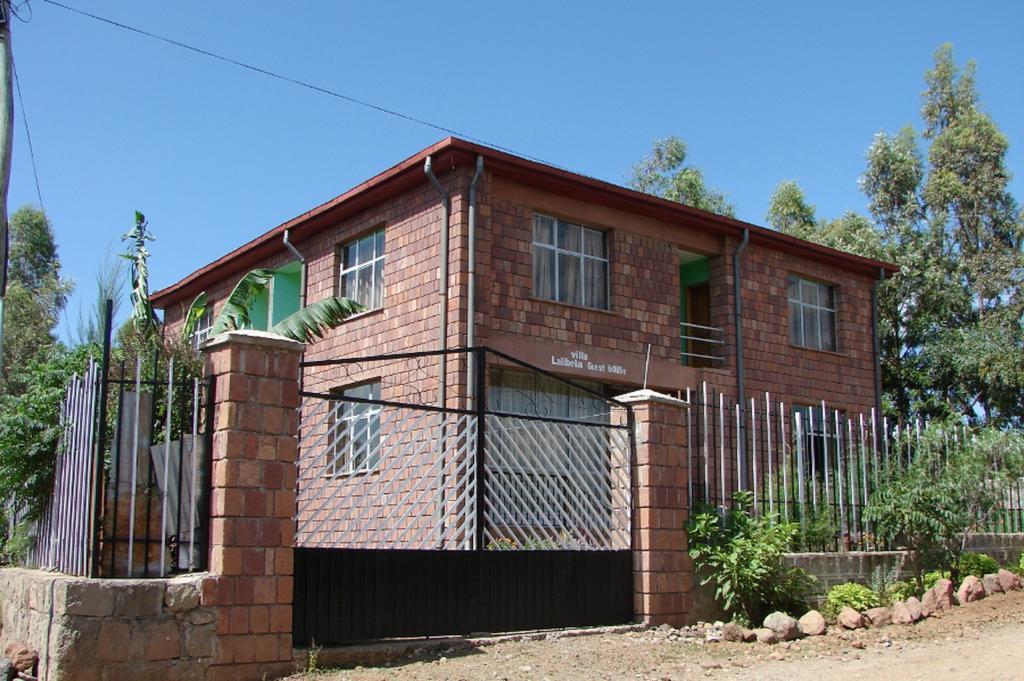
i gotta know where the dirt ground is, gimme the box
[290,590,1024,681]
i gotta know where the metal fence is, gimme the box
[683,382,1024,551]
[25,302,213,577]
[296,347,634,552]
[27,360,103,576]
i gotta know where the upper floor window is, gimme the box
[788,276,836,351]
[532,214,608,310]
[191,306,214,349]
[339,229,385,311]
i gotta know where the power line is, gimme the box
[40,0,564,169]
[12,55,43,213]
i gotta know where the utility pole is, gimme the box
[0,0,12,367]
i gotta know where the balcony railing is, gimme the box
[680,321,725,364]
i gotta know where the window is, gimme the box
[326,381,382,476]
[792,404,846,480]
[191,306,214,349]
[788,276,836,351]
[339,229,385,311]
[533,214,608,310]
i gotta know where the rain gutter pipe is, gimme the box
[733,228,750,475]
[871,267,885,443]
[425,156,450,410]
[466,155,484,407]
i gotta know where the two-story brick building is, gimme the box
[154,137,894,424]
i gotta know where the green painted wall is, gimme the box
[271,265,302,327]
[248,287,270,331]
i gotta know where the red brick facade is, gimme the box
[157,137,888,442]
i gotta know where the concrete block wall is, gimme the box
[0,569,216,681]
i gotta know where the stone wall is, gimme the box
[0,568,216,681]
[964,533,1024,566]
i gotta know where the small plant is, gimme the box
[886,580,918,603]
[1018,553,1024,576]
[306,638,322,673]
[870,563,915,605]
[822,582,880,620]
[958,552,998,578]
[688,490,814,626]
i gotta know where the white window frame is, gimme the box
[326,381,382,477]
[191,306,214,349]
[339,229,385,311]
[532,214,609,310]
[788,276,837,351]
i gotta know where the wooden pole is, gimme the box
[0,0,13,365]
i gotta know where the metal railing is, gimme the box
[680,321,725,364]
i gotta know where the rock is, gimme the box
[164,581,201,613]
[722,622,745,642]
[863,607,892,628]
[3,642,37,673]
[956,575,986,604]
[763,611,802,641]
[921,588,937,617]
[798,610,827,636]
[0,661,12,681]
[741,628,757,643]
[933,579,954,610]
[851,639,866,649]
[905,597,923,622]
[891,601,914,625]
[769,651,785,661]
[838,607,866,629]
[754,628,778,644]
[998,568,1021,593]
[982,573,1004,595]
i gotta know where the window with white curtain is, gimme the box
[788,276,837,351]
[532,214,608,310]
[339,229,385,311]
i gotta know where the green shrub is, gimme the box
[822,582,880,620]
[688,490,815,626]
[923,570,949,590]
[1018,553,1024,576]
[886,580,919,603]
[958,552,999,578]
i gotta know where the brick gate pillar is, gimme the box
[201,330,302,681]
[616,389,693,627]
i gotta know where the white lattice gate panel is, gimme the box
[297,398,477,550]
[483,415,631,551]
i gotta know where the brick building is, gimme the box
[153,137,895,422]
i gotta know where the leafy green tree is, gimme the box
[766,180,817,238]
[0,206,73,396]
[865,422,1024,590]
[629,137,736,217]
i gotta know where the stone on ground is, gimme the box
[741,628,757,643]
[905,596,924,621]
[763,611,802,641]
[957,575,987,604]
[863,606,892,627]
[982,573,1004,595]
[3,642,37,673]
[892,601,915,625]
[721,622,745,642]
[997,568,1021,593]
[753,627,778,644]
[933,578,955,610]
[921,588,938,617]
[838,606,866,629]
[798,610,827,636]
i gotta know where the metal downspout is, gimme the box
[871,267,885,442]
[466,155,484,408]
[733,228,750,480]
[424,156,451,409]
[283,228,308,394]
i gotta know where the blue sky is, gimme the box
[8,1,1024,339]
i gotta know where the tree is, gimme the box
[0,206,72,395]
[766,180,817,238]
[75,246,124,346]
[629,137,736,217]
[183,268,364,344]
[865,422,1024,590]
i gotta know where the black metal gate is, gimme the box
[293,347,635,644]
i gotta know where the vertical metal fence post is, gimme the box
[474,348,487,552]
[89,299,113,577]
